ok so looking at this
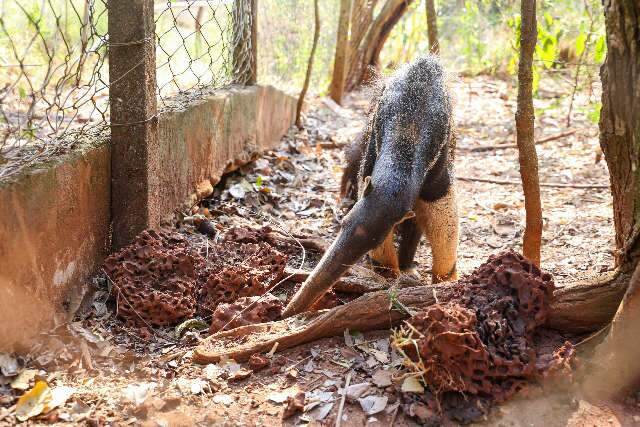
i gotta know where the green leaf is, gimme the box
[255,175,263,188]
[575,33,587,57]
[588,102,602,124]
[18,87,26,99]
[594,35,606,63]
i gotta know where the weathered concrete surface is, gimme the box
[0,143,111,352]
[0,85,295,351]
[153,85,296,222]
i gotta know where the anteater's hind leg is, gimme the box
[370,230,400,276]
[416,185,459,283]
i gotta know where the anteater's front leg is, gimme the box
[369,230,400,276]
[415,184,459,283]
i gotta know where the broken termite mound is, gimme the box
[396,252,557,402]
[102,226,291,331]
[195,252,578,422]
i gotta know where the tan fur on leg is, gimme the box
[370,230,400,276]
[416,185,459,283]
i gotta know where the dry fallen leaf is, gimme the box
[10,369,38,390]
[344,382,371,401]
[0,353,19,376]
[15,381,51,421]
[15,381,75,421]
[371,369,392,388]
[401,376,424,393]
[212,393,234,406]
[121,382,157,405]
[305,402,334,421]
[358,395,388,415]
[268,388,301,404]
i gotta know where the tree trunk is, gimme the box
[598,0,640,267]
[586,261,640,397]
[425,0,439,54]
[295,0,320,128]
[329,0,352,104]
[515,0,542,265]
[345,0,414,91]
[584,0,640,398]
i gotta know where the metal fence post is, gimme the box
[108,0,158,249]
[233,0,258,84]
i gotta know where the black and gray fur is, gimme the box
[284,56,457,316]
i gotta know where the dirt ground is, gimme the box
[2,74,638,426]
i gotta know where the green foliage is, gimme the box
[380,0,605,78]
[587,102,602,124]
[258,0,340,94]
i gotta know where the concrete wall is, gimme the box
[0,85,295,351]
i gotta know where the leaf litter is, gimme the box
[0,75,625,425]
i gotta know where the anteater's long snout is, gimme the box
[282,188,410,317]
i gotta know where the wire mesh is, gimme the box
[0,0,255,181]
[0,0,109,180]
[154,0,254,106]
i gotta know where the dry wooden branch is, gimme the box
[268,232,327,253]
[317,140,348,149]
[464,130,577,152]
[194,273,626,363]
[456,176,609,189]
[283,267,420,293]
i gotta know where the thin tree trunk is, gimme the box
[425,0,439,54]
[329,0,352,104]
[296,0,320,128]
[515,0,542,265]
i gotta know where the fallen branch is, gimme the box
[317,140,348,149]
[284,267,421,293]
[456,176,609,189]
[462,130,577,152]
[194,272,626,363]
[268,231,327,253]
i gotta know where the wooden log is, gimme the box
[194,272,627,363]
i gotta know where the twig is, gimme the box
[318,140,348,149]
[456,176,609,189]
[389,401,400,426]
[464,130,576,152]
[336,371,352,427]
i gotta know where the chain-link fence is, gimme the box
[0,0,255,181]
[155,0,254,105]
[0,0,109,180]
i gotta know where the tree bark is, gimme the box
[586,263,640,397]
[584,0,640,398]
[598,0,640,266]
[425,0,439,54]
[329,0,352,104]
[296,0,320,128]
[515,0,542,265]
[345,0,414,91]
